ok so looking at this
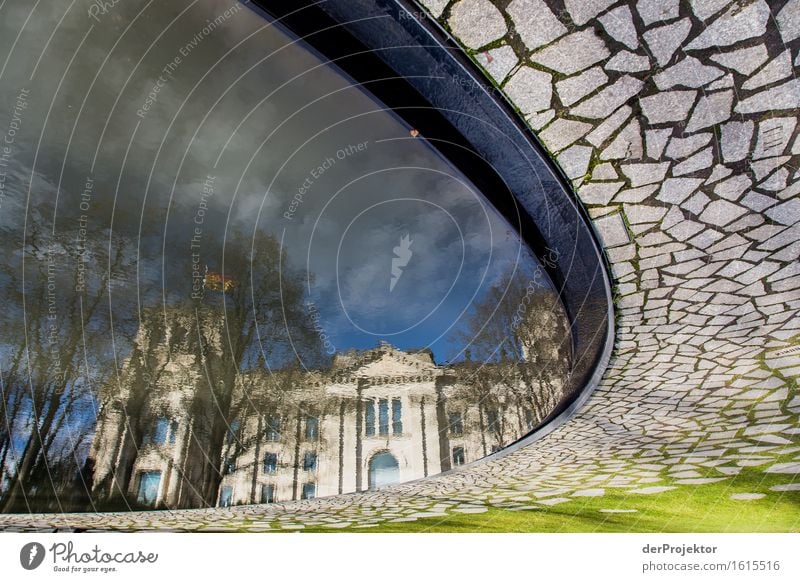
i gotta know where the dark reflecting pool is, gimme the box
[0,0,576,512]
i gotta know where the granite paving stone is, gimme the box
[530,29,611,75]
[685,0,770,50]
[448,0,508,49]
[598,5,639,50]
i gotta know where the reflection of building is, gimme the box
[90,337,563,510]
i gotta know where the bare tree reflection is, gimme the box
[453,270,573,427]
[0,218,131,513]
[88,231,322,510]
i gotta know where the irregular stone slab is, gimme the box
[531,29,611,76]
[743,50,793,91]
[593,212,631,247]
[721,121,754,163]
[702,164,731,183]
[557,145,592,180]
[601,119,643,161]
[539,118,593,152]
[448,0,508,49]
[507,0,567,52]
[614,184,657,203]
[765,463,800,474]
[578,181,625,205]
[598,6,639,50]
[686,0,770,50]
[714,175,751,201]
[672,147,713,176]
[699,199,747,226]
[741,191,778,212]
[730,493,765,500]
[708,73,735,90]
[419,0,449,18]
[744,423,792,436]
[646,129,672,159]
[688,0,733,21]
[637,0,680,26]
[752,117,797,159]
[765,199,800,226]
[570,75,644,119]
[572,488,605,497]
[624,203,668,224]
[643,18,692,67]
[504,66,552,114]
[592,162,618,180]
[476,45,518,83]
[640,90,697,124]
[666,133,712,159]
[770,484,800,492]
[564,0,617,26]
[669,470,702,479]
[776,0,800,43]
[709,44,768,76]
[759,168,788,191]
[556,66,608,107]
[657,178,703,204]
[527,109,556,130]
[536,497,571,506]
[586,105,632,146]
[655,57,724,90]
[749,155,791,180]
[668,220,704,240]
[685,90,733,133]
[630,486,676,494]
[606,51,651,72]
[620,162,671,187]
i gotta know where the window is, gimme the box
[448,412,463,436]
[266,415,281,441]
[136,471,161,506]
[486,409,500,434]
[305,415,319,440]
[391,398,402,435]
[168,420,179,444]
[260,484,275,504]
[378,398,389,436]
[147,417,169,445]
[263,452,278,474]
[301,482,316,500]
[364,399,375,436]
[303,452,317,471]
[223,456,236,475]
[525,409,534,430]
[219,486,233,508]
[452,446,465,466]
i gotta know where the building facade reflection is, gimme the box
[90,328,566,509]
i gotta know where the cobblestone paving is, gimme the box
[1,0,798,531]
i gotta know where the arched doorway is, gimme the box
[368,452,400,490]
